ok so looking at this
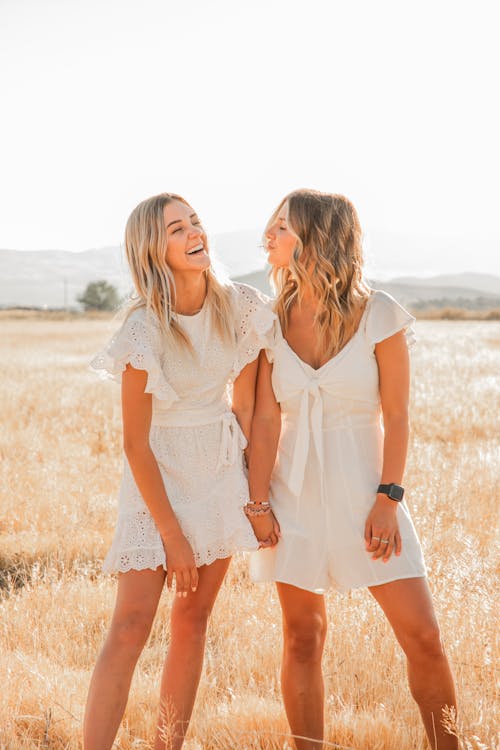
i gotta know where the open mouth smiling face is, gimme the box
[164,200,210,272]
[186,242,205,256]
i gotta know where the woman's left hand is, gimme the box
[249,510,281,548]
[364,495,402,562]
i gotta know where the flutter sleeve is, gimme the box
[231,282,276,378]
[365,290,416,349]
[89,308,179,407]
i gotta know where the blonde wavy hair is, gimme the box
[124,192,235,350]
[269,189,371,359]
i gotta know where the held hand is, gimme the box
[364,494,402,563]
[249,511,281,548]
[162,531,199,597]
[262,511,281,548]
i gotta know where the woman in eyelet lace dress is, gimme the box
[247,190,458,749]
[83,193,275,750]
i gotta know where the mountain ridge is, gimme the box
[1,244,499,310]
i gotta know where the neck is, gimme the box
[172,272,207,315]
[296,288,320,313]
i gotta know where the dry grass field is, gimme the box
[0,314,499,750]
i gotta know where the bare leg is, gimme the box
[369,577,458,750]
[83,567,166,750]
[154,557,231,750]
[276,582,327,750]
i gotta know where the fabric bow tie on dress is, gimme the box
[287,380,326,502]
[217,411,248,472]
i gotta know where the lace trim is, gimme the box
[103,524,258,574]
[405,326,416,350]
[89,313,179,406]
[231,283,276,379]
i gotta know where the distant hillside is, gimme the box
[234,269,500,311]
[0,234,266,309]
[0,247,130,309]
[369,280,500,310]
[390,272,500,296]
[1,243,499,311]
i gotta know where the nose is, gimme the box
[265,226,276,240]
[189,225,203,238]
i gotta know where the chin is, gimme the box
[186,255,210,271]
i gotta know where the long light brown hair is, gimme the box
[124,192,235,349]
[269,189,371,359]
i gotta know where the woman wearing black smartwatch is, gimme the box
[246,190,457,749]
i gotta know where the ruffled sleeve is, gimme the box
[365,290,416,349]
[89,309,179,407]
[231,282,277,378]
[264,318,281,364]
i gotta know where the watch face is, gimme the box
[389,484,404,501]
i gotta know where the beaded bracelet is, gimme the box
[244,502,272,518]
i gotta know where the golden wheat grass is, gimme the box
[0,317,499,749]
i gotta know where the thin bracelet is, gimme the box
[244,504,272,518]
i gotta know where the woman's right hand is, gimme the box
[249,511,281,548]
[162,531,199,597]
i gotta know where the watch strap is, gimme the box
[377,483,404,501]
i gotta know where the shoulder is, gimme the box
[125,304,158,323]
[368,288,401,308]
[228,283,277,375]
[230,281,273,308]
[114,306,163,354]
[90,305,165,382]
[122,305,161,332]
[230,283,276,328]
[366,289,412,318]
[365,289,415,346]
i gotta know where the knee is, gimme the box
[284,612,327,664]
[403,622,446,663]
[171,601,212,643]
[108,610,153,653]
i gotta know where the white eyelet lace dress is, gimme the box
[250,290,426,594]
[90,283,274,573]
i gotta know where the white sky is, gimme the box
[1,0,499,276]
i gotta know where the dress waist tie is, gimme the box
[152,404,247,473]
[217,411,248,472]
[287,382,326,504]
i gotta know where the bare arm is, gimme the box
[231,357,259,447]
[248,352,281,499]
[247,352,282,545]
[364,330,410,562]
[121,364,199,594]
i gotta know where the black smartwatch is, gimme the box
[377,483,404,502]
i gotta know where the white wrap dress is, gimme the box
[91,283,274,573]
[250,290,426,593]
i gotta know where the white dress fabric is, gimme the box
[250,290,426,594]
[91,283,274,573]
